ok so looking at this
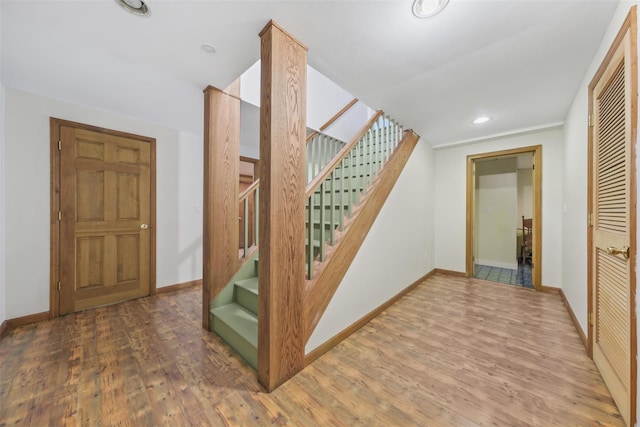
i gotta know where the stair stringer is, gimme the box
[303,130,420,343]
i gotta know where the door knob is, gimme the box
[606,245,629,260]
[140,224,150,229]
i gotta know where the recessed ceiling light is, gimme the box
[412,0,449,18]
[115,0,150,17]
[473,116,491,124]
[201,44,217,54]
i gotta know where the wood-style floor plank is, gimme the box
[0,274,624,426]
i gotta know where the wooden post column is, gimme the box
[258,21,307,391]
[202,84,240,329]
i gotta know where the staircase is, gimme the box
[209,111,407,371]
[210,252,259,369]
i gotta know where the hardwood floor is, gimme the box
[0,274,623,426]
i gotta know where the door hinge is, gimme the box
[58,211,61,221]
[588,212,593,227]
[57,281,61,291]
[588,312,593,326]
[532,164,535,170]
[588,114,594,128]
[58,140,62,151]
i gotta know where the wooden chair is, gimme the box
[521,216,532,264]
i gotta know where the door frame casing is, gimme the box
[49,118,157,318]
[586,6,637,423]
[465,145,542,290]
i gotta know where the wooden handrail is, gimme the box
[305,110,383,198]
[239,178,260,201]
[305,98,359,144]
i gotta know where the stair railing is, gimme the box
[304,111,404,279]
[305,98,359,184]
[239,179,259,260]
[306,132,346,184]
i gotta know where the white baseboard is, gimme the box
[475,259,518,270]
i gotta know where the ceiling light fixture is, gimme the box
[412,0,449,18]
[473,116,491,124]
[115,0,150,17]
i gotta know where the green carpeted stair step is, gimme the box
[210,303,258,370]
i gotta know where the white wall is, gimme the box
[434,126,564,287]
[306,138,435,352]
[4,89,203,319]
[476,158,518,269]
[240,60,369,143]
[562,0,637,335]
[0,83,6,326]
[517,168,533,220]
[0,1,5,325]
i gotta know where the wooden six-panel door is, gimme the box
[588,8,637,426]
[53,120,155,315]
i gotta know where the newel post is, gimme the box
[258,20,307,391]
[202,83,240,329]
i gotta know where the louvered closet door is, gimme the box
[591,21,635,426]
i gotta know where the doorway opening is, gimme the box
[466,145,542,291]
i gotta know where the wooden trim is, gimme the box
[433,268,467,277]
[532,148,542,291]
[5,311,50,330]
[202,84,241,101]
[465,154,474,278]
[49,118,155,143]
[258,22,307,391]
[320,98,359,132]
[1,311,50,340]
[304,131,420,342]
[202,86,240,330]
[0,320,7,340]
[305,269,434,365]
[559,289,588,351]
[306,98,359,143]
[149,139,157,296]
[240,156,260,186]
[49,118,157,316]
[156,279,202,294]
[50,119,61,318]
[465,145,542,290]
[239,174,253,184]
[305,111,383,197]
[239,179,260,201]
[540,285,560,293]
[630,12,638,425]
[259,20,308,51]
[239,156,258,164]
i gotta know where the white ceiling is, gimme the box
[1,0,619,148]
